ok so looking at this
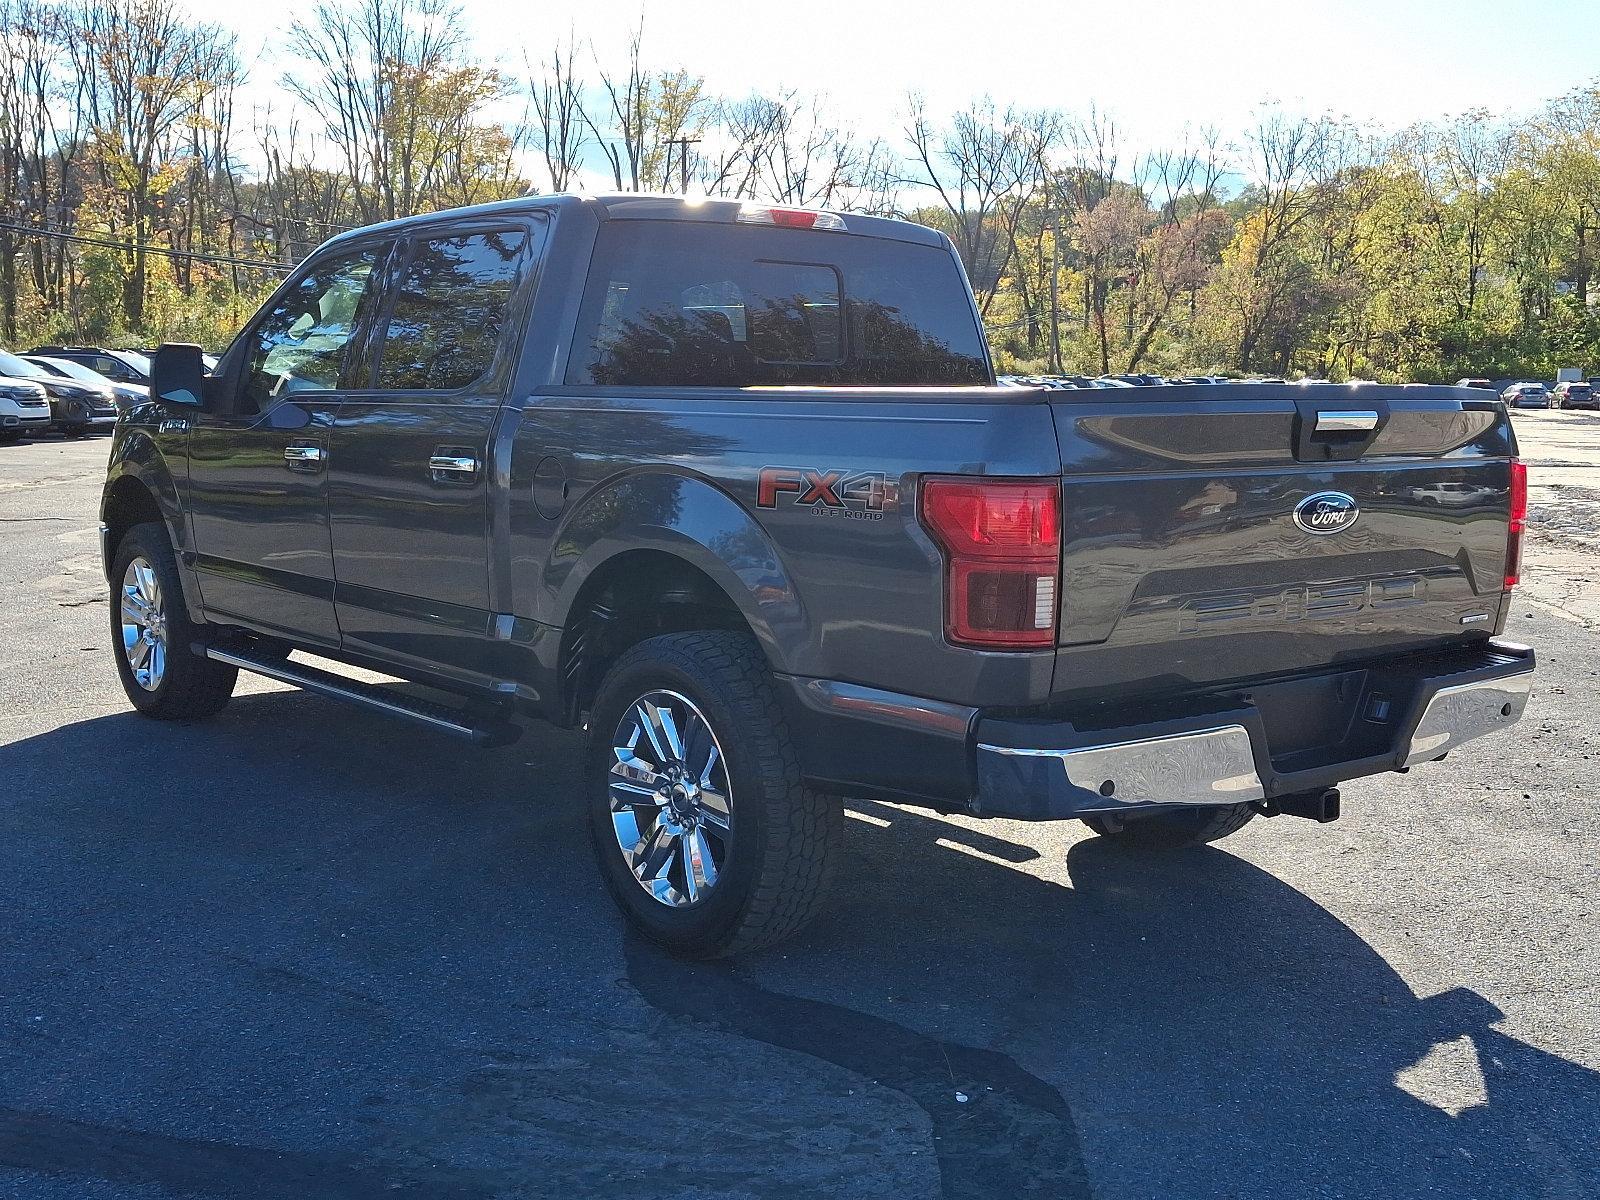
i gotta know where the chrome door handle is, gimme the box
[428,454,478,477]
[1314,410,1380,432]
[283,444,325,469]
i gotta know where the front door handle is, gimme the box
[428,452,479,481]
[283,444,325,471]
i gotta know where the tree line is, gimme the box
[4,0,1600,381]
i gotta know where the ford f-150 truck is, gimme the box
[102,194,1535,957]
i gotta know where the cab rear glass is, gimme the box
[565,222,989,387]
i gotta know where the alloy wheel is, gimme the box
[119,556,168,691]
[607,689,733,907]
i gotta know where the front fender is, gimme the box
[103,424,203,622]
[545,470,809,673]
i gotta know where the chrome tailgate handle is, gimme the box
[1315,410,1380,433]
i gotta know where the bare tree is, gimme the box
[1120,128,1227,369]
[903,95,1043,316]
[525,37,586,192]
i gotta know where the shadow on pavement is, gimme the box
[1,689,1595,1199]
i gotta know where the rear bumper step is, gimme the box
[205,645,521,747]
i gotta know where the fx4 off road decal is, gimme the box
[756,467,892,521]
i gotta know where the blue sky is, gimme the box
[218,0,1598,163]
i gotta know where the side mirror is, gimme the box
[151,343,207,408]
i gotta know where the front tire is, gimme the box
[586,631,841,958]
[1083,803,1256,848]
[110,522,237,720]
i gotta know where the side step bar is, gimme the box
[205,646,521,747]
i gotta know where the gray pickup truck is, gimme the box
[102,195,1534,956]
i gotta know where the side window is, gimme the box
[374,229,529,392]
[90,355,131,382]
[241,246,381,411]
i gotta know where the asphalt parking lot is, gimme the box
[2,417,1597,1199]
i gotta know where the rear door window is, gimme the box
[374,229,531,392]
[567,222,988,387]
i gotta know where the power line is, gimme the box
[0,221,293,273]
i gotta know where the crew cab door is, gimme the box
[186,240,390,648]
[326,219,544,688]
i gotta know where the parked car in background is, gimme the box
[1552,381,1599,410]
[29,346,153,390]
[1501,382,1551,409]
[1456,378,1495,390]
[0,371,51,440]
[0,348,117,435]
[1109,373,1166,386]
[25,355,145,411]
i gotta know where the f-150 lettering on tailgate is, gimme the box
[1179,575,1427,633]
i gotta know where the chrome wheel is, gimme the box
[119,556,168,691]
[608,689,733,908]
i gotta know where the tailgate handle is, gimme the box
[1315,410,1379,433]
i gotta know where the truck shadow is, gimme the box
[1,691,1596,1199]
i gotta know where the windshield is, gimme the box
[0,349,47,378]
[116,350,152,376]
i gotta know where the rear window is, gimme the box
[566,222,989,387]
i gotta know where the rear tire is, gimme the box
[1083,803,1256,848]
[110,522,237,720]
[586,630,841,958]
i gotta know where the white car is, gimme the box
[1501,382,1551,410]
[0,375,52,440]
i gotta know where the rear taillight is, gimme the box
[920,478,1061,649]
[1505,459,1528,590]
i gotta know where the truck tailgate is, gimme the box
[1048,385,1517,703]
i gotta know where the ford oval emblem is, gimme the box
[1294,491,1360,534]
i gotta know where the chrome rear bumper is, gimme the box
[979,725,1264,812]
[1402,671,1533,766]
[973,640,1534,820]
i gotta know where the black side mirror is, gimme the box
[151,343,206,408]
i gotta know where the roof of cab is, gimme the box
[319,193,950,252]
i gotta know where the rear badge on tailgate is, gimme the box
[1293,491,1360,534]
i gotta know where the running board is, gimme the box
[205,646,521,747]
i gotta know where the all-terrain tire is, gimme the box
[586,630,841,958]
[1082,802,1256,848]
[109,522,237,720]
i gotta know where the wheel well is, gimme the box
[102,476,164,562]
[559,550,755,725]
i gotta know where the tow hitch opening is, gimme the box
[1255,787,1341,823]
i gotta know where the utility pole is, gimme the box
[664,136,701,193]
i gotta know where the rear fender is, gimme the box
[547,470,808,672]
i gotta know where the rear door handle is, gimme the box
[283,444,324,471]
[428,452,479,481]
